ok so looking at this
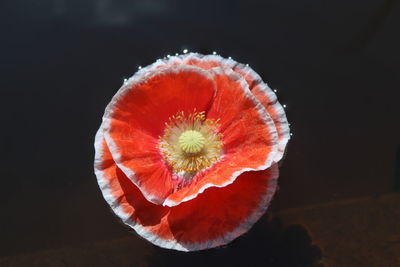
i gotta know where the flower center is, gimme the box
[158,110,223,174]
[179,130,205,153]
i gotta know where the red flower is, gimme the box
[94,52,290,251]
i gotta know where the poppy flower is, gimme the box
[94,52,290,251]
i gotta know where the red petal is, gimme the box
[163,67,278,207]
[102,65,216,205]
[157,53,290,161]
[94,127,278,251]
[231,65,290,161]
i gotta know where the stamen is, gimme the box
[158,110,223,174]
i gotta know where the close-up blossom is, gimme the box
[4,0,399,265]
[94,52,290,251]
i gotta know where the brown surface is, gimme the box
[2,193,399,266]
[0,238,154,267]
[274,193,400,266]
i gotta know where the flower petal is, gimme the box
[163,67,278,207]
[102,65,216,205]
[157,53,290,161]
[231,64,290,162]
[94,126,278,251]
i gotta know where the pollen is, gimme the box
[158,110,223,174]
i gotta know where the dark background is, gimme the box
[1,0,400,266]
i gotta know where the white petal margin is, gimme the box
[156,52,290,162]
[102,65,216,205]
[163,66,279,207]
[94,124,279,251]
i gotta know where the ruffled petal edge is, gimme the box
[102,65,217,205]
[94,124,279,251]
[155,52,290,162]
[160,67,278,207]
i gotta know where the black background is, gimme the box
[1,0,400,266]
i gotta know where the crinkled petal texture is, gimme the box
[163,68,278,207]
[157,53,290,161]
[95,128,279,251]
[95,53,290,251]
[103,66,216,205]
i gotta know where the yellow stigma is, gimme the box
[179,130,205,153]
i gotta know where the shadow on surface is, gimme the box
[150,215,324,267]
